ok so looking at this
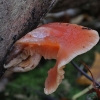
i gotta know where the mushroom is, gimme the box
[4,23,99,94]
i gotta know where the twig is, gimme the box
[71,61,100,87]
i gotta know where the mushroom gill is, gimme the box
[4,45,42,72]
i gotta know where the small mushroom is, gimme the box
[4,23,99,94]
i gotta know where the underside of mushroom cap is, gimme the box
[4,45,42,72]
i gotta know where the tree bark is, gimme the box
[0,0,55,76]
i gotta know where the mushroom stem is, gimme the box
[71,61,100,87]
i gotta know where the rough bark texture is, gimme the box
[0,0,55,76]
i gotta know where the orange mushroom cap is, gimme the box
[4,23,99,94]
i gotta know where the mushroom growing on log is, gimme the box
[0,0,55,76]
[4,23,99,94]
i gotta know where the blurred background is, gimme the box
[0,0,100,100]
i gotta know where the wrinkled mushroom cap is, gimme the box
[4,23,99,94]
